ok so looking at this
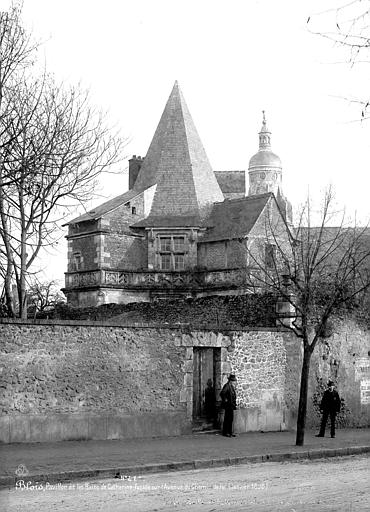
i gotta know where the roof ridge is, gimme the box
[215,170,246,173]
[176,84,198,209]
[213,192,272,206]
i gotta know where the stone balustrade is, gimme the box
[64,268,253,291]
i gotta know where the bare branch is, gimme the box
[0,3,128,318]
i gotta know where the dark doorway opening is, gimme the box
[193,347,221,431]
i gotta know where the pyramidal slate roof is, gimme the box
[133,81,224,228]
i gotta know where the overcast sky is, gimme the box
[2,0,369,284]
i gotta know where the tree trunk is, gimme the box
[0,173,15,317]
[3,263,15,317]
[19,271,27,319]
[18,229,28,319]
[295,346,312,446]
[18,258,28,319]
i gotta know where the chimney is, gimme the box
[129,155,144,190]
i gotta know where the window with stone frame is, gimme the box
[158,235,186,271]
[73,252,83,271]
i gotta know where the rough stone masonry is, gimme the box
[0,318,369,443]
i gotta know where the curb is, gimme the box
[1,445,369,489]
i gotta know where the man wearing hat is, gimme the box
[316,380,341,438]
[220,373,237,437]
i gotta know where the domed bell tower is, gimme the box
[248,111,282,196]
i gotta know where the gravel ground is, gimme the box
[1,454,369,512]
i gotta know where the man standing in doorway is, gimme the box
[316,380,341,438]
[220,373,237,437]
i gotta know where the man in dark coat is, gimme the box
[220,373,237,437]
[316,380,341,438]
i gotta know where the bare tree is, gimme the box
[0,3,126,318]
[0,1,39,314]
[246,189,370,446]
[27,278,65,317]
[0,1,36,100]
[0,77,124,318]
[308,1,370,120]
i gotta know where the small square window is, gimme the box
[173,236,185,252]
[160,237,171,252]
[160,254,171,270]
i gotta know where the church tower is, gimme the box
[248,112,282,196]
[248,112,292,224]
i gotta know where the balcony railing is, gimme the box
[65,268,252,291]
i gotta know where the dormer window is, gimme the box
[158,235,186,270]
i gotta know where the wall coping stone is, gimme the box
[0,317,291,333]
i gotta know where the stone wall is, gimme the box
[197,239,247,270]
[68,235,98,272]
[0,318,368,443]
[226,240,247,268]
[0,323,186,415]
[95,198,147,270]
[0,322,187,442]
[307,319,370,428]
[198,241,227,269]
[228,331,287,408]
[165,328,294,433]
[223,330,292,432]
[106,194,146,233]
[222,330,301,432]
[106,233,146,269]
[0,321,293,442]
[246,200,292,266]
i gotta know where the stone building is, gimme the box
[63,82,292,307]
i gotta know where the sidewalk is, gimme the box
[0,428,369,488]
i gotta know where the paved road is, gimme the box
[2,429,369,479]
[1,455,369,511]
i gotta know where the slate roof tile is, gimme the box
[133,81,224,224]
[215,171,246,194]
[200,193,272,242]
[66,189,139,225]
[132,215,202,228]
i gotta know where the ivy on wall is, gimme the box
[45,294,278,328]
